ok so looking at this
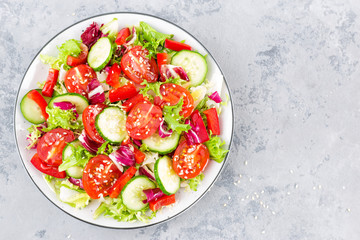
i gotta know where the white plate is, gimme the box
[14,12,234,229]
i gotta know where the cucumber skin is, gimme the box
[20,90,46,124]
[87,37,113,71]
[48,93,89,114]
[121,175,156,211]
[143,132,180,155]
[61,140,83,178]
[154,156,180,196]
[171,50,208,87]
[95,107,127,144]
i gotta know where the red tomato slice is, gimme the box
[37,128,75,167]
[126,102,162,140]
[122,94,148,113]
[66,43,89,67]
[82,103,107,143]
[157,83,195,118]
[30,153,66,178]
[120,45,159,84]
[64,64,97,98]
[173,140,209,179]
[83,155,122,199]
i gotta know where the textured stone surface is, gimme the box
[1,0,359,239]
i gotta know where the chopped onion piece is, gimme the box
[160,64,189,82]
[142,188,166,204]
[109,145,135,167]
[132,138,142,147]
[53,101,78,118]
[87,78,105,104]
[209,91,222,103]
[78,130,101,154]
[158,119,173,138]
[139,165,155,181]
[69,177,84,189]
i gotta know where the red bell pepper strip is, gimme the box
[106,63,122,88]
[157,53,168,70]
[42,68,59,97]
[27,90,49,120]
[190,110,209,143]
[115,27,131,45]
[203,108,220,135]
[66,43,88,67]
[108,83,138,102]
[30,153,66,178]
[149,194,176,212]
[134,147,145,164]
[109,166,137,198]
[164,39,192,51]
[122,94,147,112]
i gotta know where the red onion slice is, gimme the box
[160,64,189,82]
[78,130,102,154]
[109,145,135,167]
[132,138,142,147]
[87,78,105,104]
[158,119,173,138]
[53,101,78,118]
[142,188,166,204]
[209,91,222,103]
[139,165,155,181]
[69,177,84,189]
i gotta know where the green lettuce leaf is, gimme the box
[94,197,156,223]
[26,124,43,150]
[188,173,204,191]
[205,135,229,163]
[134,22,173,58]
[44,107,82,131]
[163,99,191,134]
[58,143,94,171]
[40,39,82,70]
[54,179,90,209]
[100,18,119,41]
[96,141,114,155]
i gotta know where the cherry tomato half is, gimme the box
[121,46,159,84]
[66,43,89,67]
[155,83,194,118]
[126,102,162,140]
[82,103,107,143]
[64,64,97,98]
[83,155,122,199]
[37,128,75,167]
[173,140,209,179]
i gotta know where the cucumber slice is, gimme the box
[48,93,89,114]
[62,140,83,178]
[20,90,46,124]
[95,107,127,144]
[154,156,180,195]
[142,131,180,154]
[66,166,83,179]
[87,37,113,71]
[121,176,156,211]
[171,50,208,87]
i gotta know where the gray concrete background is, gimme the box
[1,0,359,239]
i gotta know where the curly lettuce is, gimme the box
[44,107,82,131]
[40,39,82,70]
[94,197,156,223]
[163,99,191,134]
[205,135,229,163]
[54,179,90,209]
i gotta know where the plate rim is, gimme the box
[13,11,235,229]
